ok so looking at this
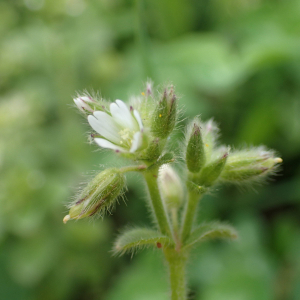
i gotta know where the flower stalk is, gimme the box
[181,188,205,243]
[143,167,173,238]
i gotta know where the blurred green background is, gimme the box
[1,0,300,299]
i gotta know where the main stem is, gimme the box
[143,168,187,300]
[164,248,187,300]
[143,168,172,237]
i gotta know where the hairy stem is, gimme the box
[143,168,172,237]
[164,248,188,300]
[181,189,205,243]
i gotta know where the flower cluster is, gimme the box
[185,118,282,189]
[65,83,282,223]
[65,84,178,222]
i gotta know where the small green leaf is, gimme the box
[183,222,238,249]
[113,227,173,256]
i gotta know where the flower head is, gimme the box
[87,99,145,153]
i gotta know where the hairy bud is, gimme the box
[186,121,206,173]
[220,148,282,183]
[151,86,177,139]
[63,168,125,223]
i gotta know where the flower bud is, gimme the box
[186,121,206,173]
[63,168,125,223]
[195,152,228,187]
[220,148,282,183]
[73,95,105,116]
[159,165,184,210]
[151,86,177,139]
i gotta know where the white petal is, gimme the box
[94,138,127,152]
[116,99,131,112]
[88,113,120,144]
[110,100,138,131]
[110,103,134,130]
[133,110,143,130]
[130,131,143,153]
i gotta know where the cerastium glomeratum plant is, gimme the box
[64,82,282,300]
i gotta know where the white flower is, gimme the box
[74,96,95,113]
[87,99,144,153]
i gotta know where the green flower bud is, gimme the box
[151,86,177,139]
[186,121,206,173]
[159,165,184,210]
[195,152,228,187]
[63,168,125,223]
[220,148,282,183]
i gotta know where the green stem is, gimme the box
[164,248,187,300]
[181,189,205,243]
[143,168,172,237]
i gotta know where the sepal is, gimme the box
[186,120,206,173]
[151,85,177,139]
[195,152,228,187]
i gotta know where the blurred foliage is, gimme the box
[1,0,300,299]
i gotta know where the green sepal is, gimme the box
[151,87,177,139]
[113,227,174,256]
[137,138,165,162]
[221,166,268,182]
[186,122,206,173]
[148,152,175,171]
[196,152,228,187]
[183,222,238,249]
